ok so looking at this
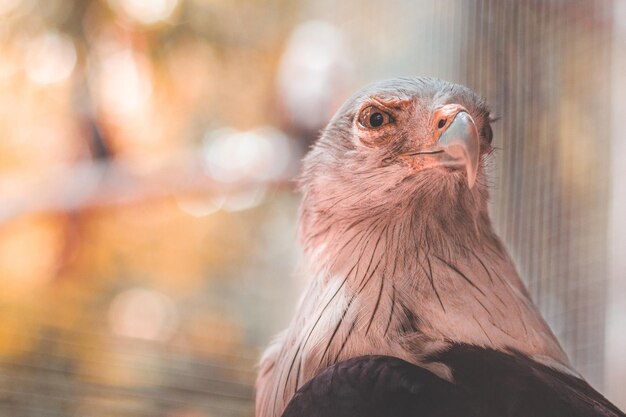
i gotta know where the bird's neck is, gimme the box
[256,200,572,417]
[301,190,495,281]
[299,200,571,368]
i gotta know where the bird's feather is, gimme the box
[282,346,625,417]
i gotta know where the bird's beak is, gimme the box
[435,107,480,189]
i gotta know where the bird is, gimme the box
[255,77,625,417]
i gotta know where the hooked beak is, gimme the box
[436,109,480,188]
[399,104,481,188]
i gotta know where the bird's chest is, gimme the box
[284,274,440,386]
[288,262,555,380]
[263,257,567,417]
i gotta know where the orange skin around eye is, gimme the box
[431,104,467,141]
[355,105,395,147]
[358,105,393,129]
[355,98,411,148]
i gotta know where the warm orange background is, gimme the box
[1,0,625,416]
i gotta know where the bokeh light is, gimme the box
[93,48,153,115]
[277,20,352,134]
[203,127,292,184]
[0,0,23,15]
[25,31,77,85]
[109,0,179,25]
[108,288,178,341]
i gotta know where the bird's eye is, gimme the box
[358,105,393,129]
[370,112,384,127]
[482,123,493,144]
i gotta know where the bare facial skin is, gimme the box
[256,77,569,417]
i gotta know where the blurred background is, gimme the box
[1,0,626,415]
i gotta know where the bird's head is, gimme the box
[299,77,496,250]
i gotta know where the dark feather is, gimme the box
[282,344,625,417]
